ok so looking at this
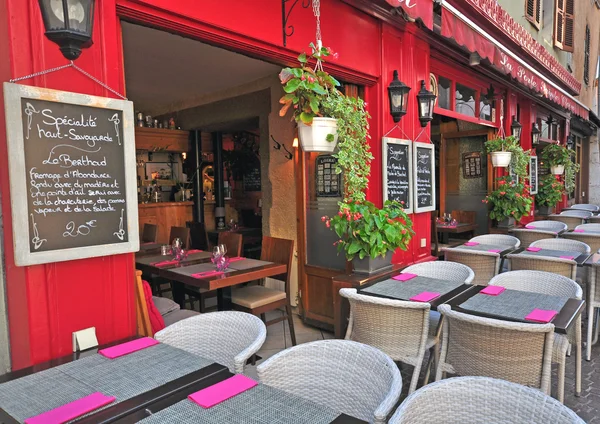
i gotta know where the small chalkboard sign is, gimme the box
[243,167,261,192]
[529,156,538,195]
[383,137,413,213]
[316,155,342,198]
[413,142,436,213]
[4,83,138,266]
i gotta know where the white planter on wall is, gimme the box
[298,117,339,153]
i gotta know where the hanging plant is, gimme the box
[564,159,580,195]
[541,143,572,175]
[485,136,530,176]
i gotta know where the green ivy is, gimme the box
[542,143,573,167]
[564,159,580,195]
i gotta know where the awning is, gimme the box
[440,1,588,118]
[385,0,433,30]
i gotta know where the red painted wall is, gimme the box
[0,0,136,370]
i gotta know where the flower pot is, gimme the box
[496,217,516,229]
[298,117,339,153]
[490,151,512,167]
[537,205,554,215]
[352,251,393,275]
[551,165,565,175]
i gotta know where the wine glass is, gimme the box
[219,244,227,257]
[212,246,222,264]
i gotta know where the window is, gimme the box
[584,25,591,85]
[455,84,477,118]
[438,76,451,110]
[554,0,574,52]
[526,0,542,29]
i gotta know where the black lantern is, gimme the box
[531,122,541,145]
[416,80,436,127]
[511,116,522,139]
[387,70,411,123]
[38,0,95,60]
[567,134,575,150]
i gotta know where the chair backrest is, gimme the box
[451,210,476,224]
[388,377,584,424]
[442,249,500,286]
[168,226,191,249]
[469,234,520,249]
[570,204,599,212]
[524,220,568,232]
[187,221,209,250]
[436,305,554,394]
[560,232,600,253]
[154,311,266,374]
[489,270,582,299]
[403,261,474,284]
[506,254,577,280]
[530,238,591,254]
[548,214,584,230]
[217,231,243,257]
[134,270,153,337]
[257,340,402,423]
[509,229,557,247]
[141,223,158,243]
[589,215,600,224]
[560,210,593,218]
[260,236,294,296]
[575,223,600,232]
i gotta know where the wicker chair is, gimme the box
[468,234,520,248]
[560,210,594,218]
[575,223,600,232]
[523,220,569,233]
[488,271,582,402]
[340,288,433,394]
[570,204,600,213]
[257,340,402,424]
[509,229,558,246]
[561,232,600,253]
[589,215,600,224]
[435,305,554,394]
[154,311,266,374]
[586,263,600,361]
[506,254,577,280]
[388,377,585,424]
[442,248,500,286]
[549,214,587,230]
[530,238,591,254]
[402,261,474,284]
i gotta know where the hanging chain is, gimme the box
[9,61,127,100]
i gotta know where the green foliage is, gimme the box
[485,136,530,179]
[484,177,533,222]
[323,200,414,261]
[536,174,565,207]
[564,159,581,195]
[542,143,573,167]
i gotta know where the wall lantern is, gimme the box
[567,134,575,150]
[531,123,541,145]
[38,0,96,60]
[511,116,522,139]
[416,80,436,127]
[387,70,411,123]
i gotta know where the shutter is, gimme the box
[554,0,564,49]
[526,0,541,29]
[584,26,591,85]
[563,0,575,52]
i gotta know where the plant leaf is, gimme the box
[299,112,313,124]
[283,79,301,93]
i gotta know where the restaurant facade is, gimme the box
[0,0,595,370]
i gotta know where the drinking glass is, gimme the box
[212,246,222,264]
[219,244,227,257]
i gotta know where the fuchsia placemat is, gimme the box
[24,392,116,424]
[188,374,258,408]
[525,225,536,229]
[192,270,224,279]
[392,273,418,282]
[526,247,542,252]
[525,309,558,323]
[574,229,585,233]
[150,259,178,267]
[464,242,479,246]
[480,286,505,296]
[559,255,575,260]
[410,292,440,302]
[99,337,159,359]
[488,249,502,253]
[229,257,245,262]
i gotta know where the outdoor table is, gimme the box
[0,339,229,424]
[511,247,591,266]
[583,252,600,267]
[447,243,516,257]
[157,258,287,310]
[436,223,477,244]
[447,286,585,334]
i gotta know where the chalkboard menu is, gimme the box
[413,142,436,213]
[462,152,482,179]
[383,137,413,213]
[316,155,342,198]
[4,83,138,266]
[243,167,261,192]
[529,156,538,195]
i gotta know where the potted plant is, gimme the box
[485,136,518,168]
[322,200,414,274]
[536,174,565,215]
[484,177,533,228]
[564,159,581,196]
[279,43,340,152]
[542,143,572,175]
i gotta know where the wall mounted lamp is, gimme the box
[511,116,522,139]
[387,70,411,123]
[416,80,436,127]
[531,123,541,145]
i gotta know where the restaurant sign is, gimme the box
[384,0,433,30]
[3,83,139,266]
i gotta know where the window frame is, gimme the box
[525,0,542,30]
[554,0,575,52]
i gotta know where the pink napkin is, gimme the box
[525,225,536,229]
[192,270,224,279]
[560,255,575,260]
[187,249,204,254]
[188,374,258,408]
[24,392,116,424]
[526,247,542,252]
[525,309,558,323]
[488,249,502,253]
[410,292,440,302]
[393,273,418,282]
[574,229,585,233]
[464,242,479,246]
[141,242,155,246]
[480,286,506,296]
[99,337,159,359]
[150,259,178,267]
[229,257,245,262]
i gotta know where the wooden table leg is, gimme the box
[217,286,233,311]
[171,282,186,309]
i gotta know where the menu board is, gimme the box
[316,155,342,198]
[413,142,436,213]
[243,167,261,192]
[462,152,482,179]
[529,156,538,195]
[382,137,413,213]
[4,83,138,266]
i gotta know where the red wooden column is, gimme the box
[0,0,136,370]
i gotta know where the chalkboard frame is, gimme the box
[4,82,139,266]
[412,141,436,213]
[529,155,538,195]
[382,137,413,213]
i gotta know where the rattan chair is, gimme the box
[509,229,558,246]
[549,214,587,230]
[402,261,474,284]
[388,377,585,424]
[489,271,582,402]
[523,220,569,233]
[586,262,600,361]
[442,248,500,286]
[570,204,600,213]
[506,253,577,280]
[257,340,402,424]
[560,210,594,218]
[154,311,266,374]
[468,234,520,248]
[340,288,434,394]
[530,238,591,254]
[589,215,600,224]
[436,304,554,394]
[561,232,600,253]
[575,223,600,232]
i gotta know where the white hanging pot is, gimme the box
[490,151,512,167]
[551,165,565,175]
[298,117,339,153]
